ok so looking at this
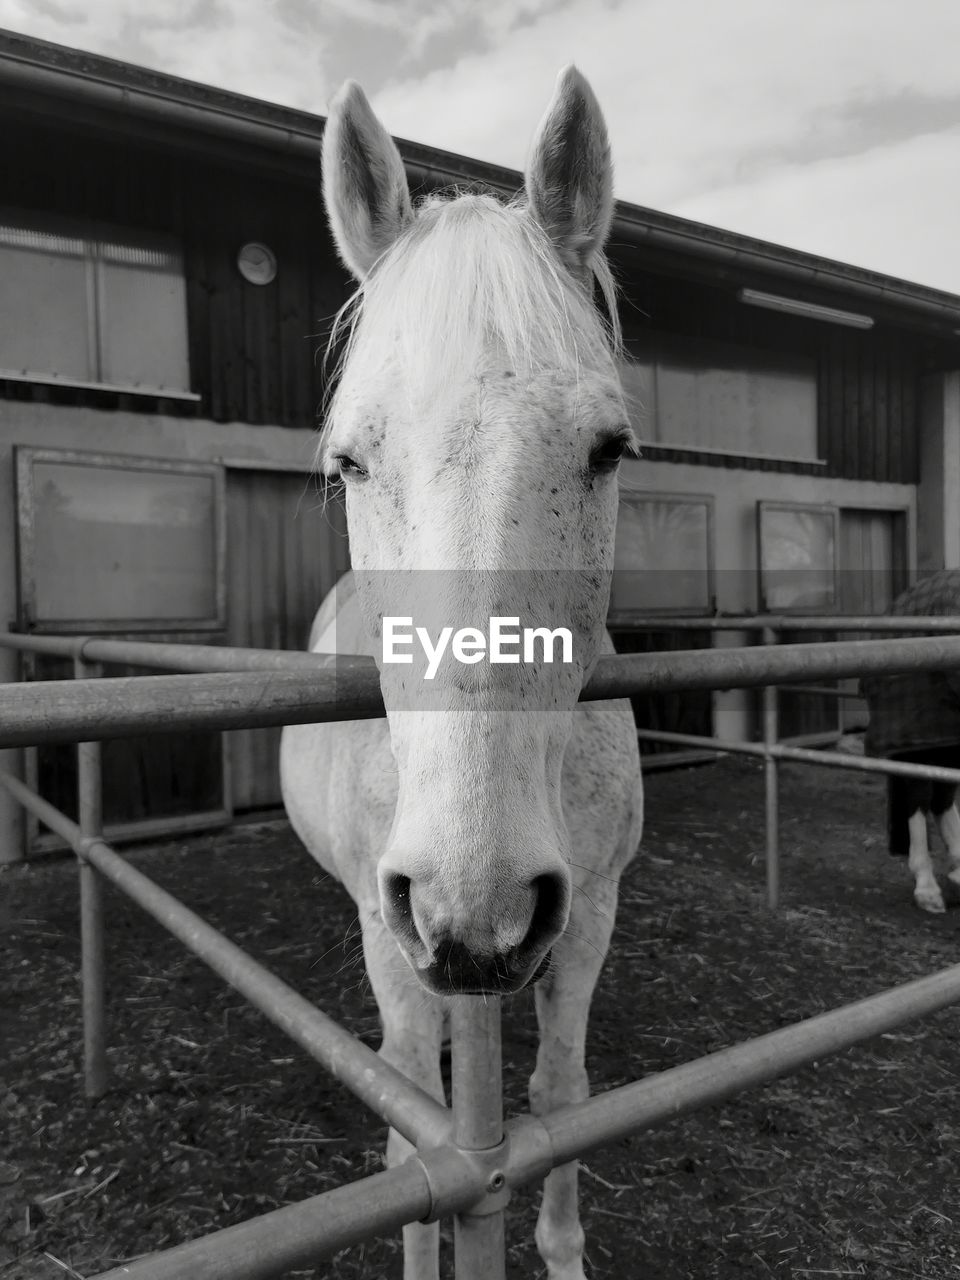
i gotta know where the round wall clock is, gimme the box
[237,242,277,285]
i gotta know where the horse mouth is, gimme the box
[414,948,553,996]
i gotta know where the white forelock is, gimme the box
[318,190,621,457]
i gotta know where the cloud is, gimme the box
[361,0,960,286]
[0,0,336,110]
[3,0,960,288]
[673,127,960,293]
[142,0,331,110]
[369,0,960,194]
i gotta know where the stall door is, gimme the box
[225,468,349,811]
[838,509,907,616]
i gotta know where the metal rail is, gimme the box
[608,613,960,632]
[505,954,960,1172]
[778,684,863,698]
[0,631,366,671]
[7,631,960,747]
[92,1161,446,1280]
[634,729,960,785]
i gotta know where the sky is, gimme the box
[2,0,960,293]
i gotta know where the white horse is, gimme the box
[280,67,644,1280]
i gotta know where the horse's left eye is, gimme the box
[589,434,633,472]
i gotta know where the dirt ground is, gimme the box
[3,755,960,1280]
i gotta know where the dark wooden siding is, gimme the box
[612,264,942,484]
[0,120,349,427]
[225,469,349,810]
[609,626,713,751]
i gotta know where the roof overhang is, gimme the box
[2,27,959,338]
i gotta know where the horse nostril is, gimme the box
[522,871,569,958]
[382,871,412,920]
[380,871,419,946]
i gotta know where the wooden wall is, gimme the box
[225,469,348,810]
[0,120,348,427]
[613,266,951,484]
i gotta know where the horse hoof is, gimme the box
[914,888,946,914]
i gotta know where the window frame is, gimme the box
[620,332,825,466]
[756,500,839,615]
[608,489,716,624]
[15,446,227,633]
[0,208,198,401]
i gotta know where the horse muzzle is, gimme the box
[379,867,568,995]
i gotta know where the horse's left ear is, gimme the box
[322,80,413,280]
[525,66,614,280]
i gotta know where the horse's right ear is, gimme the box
[322,81,413,281]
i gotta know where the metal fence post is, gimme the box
[452,997,506,1280]
[75,655,108,1100]
[762,627,780,909]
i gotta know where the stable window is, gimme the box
[609,492,714,620]
[0,212,192,396]
[621,333,820,463]
[757,502,837,612]
[757,501,910,615]
[757,501,909,741]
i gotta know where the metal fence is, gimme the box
[618,614,960,908]
[5,625,960,1279]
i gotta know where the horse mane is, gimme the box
[316,190,622,463]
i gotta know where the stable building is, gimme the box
[2,29,959,860]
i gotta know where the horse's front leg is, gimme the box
[529,887,617,1280]
[908,809,945,913]
[361,911,445,1280]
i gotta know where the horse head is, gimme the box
[319,67,633,995]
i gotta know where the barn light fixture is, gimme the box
[738,288,874,330]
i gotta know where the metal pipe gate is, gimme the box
[4,626,960,1279]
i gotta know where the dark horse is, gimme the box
[861,569,960,912]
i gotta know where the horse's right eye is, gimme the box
[334,454,368,480]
